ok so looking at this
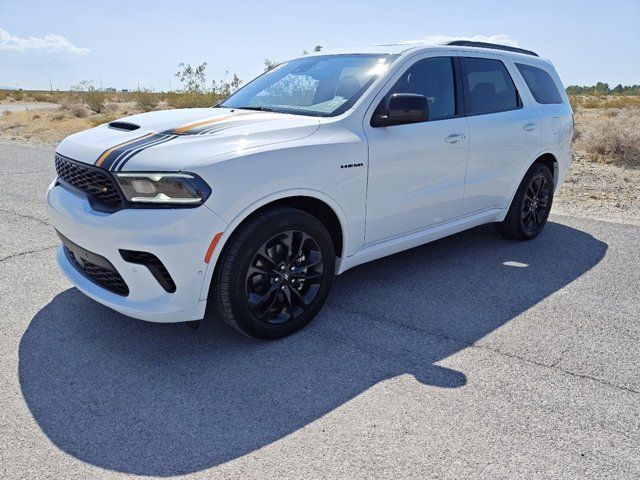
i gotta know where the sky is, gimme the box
[1,0,639,91]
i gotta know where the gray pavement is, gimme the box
[0,102,59,113]
[0,140,639,479]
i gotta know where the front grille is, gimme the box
[58,231,130,296]
[120,250,177,293]
[55,154,123,209]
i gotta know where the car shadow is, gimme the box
[18,221,607,476]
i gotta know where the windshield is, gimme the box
[220,54,397,117]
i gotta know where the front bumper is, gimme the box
[47,181,227,323]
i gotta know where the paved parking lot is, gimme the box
[1,140,639,479]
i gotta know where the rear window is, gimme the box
[461,57,521,115]
[516,63,563,104]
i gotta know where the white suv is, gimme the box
[47,41,573,339]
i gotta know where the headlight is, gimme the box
[114,172,211,206]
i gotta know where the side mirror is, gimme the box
[371,93,429,127]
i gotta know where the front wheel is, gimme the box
[213,207,335,340]
[496,163,554,240]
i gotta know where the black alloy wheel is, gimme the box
[246,230,324,324]
[496,162,554,240]
[522,174,551,233]
[213,207,335,339]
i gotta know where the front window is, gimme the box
[221,54,398,117]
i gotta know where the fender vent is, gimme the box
[108,121,140,131]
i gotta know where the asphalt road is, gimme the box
[1,140,639,479]
[0,102,59,113]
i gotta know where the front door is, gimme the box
[364,55,469,245]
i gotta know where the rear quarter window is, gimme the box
[515,63,563,104]
[460,57,521,115]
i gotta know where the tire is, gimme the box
[213,207,335,340]
[496,163,554,241]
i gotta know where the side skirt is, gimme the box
[335,208,505,274]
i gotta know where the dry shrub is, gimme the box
[32,113,41,120]
[132,89,160,112]
[11,91,25,101]
[31,92,52,102]
[582,97,601,109]
[83,91,106,113]
[104,102,119,114]
[578,109,640,167]
[5,121,24,129]
[164,91,217,108]
[60,102,89,118]
[604,96,640,109]
[90,114,118,127]
[2,110,11,116]
[52,111,66,121]
[571,94,640,111]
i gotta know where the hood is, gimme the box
[56,108,320,172]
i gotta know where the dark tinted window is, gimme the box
[376,57,456,120]
[461,57,520,115]
[516,63,563,104]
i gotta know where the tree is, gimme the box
[264,58,278,72]
[174,62,208,93]
[314,45,322,52]
[229,73,243,91]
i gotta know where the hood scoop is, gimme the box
[108,121,140,131]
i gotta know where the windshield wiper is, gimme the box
[231,106,278,112]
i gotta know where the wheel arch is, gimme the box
[199,189,349,302]
[532,152,559,187]
[500,151,559,223]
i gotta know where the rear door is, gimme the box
[363,54,469,245]
[458,55,542,216]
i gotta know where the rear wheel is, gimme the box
[214,207,335,339]
[496,163,554,240]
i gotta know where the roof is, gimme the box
[303,41,541,60]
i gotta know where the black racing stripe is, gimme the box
[115,135,178,171]
[109,134,174,171]
[98,134,166,170]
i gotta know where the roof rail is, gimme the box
[446,41,539,57]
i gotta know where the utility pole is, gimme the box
[49,74,53,92]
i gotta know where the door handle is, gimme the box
[523,122,538,132]
[445,133,465,144]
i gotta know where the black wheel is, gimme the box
[496,163,554,240]
[213,207,335,339]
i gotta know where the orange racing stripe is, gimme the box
[171,112,255,134]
